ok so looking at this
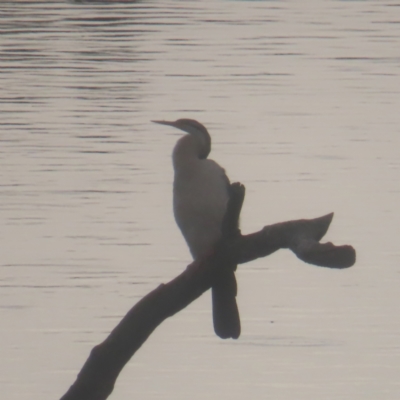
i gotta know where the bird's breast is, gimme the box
[173,160,229,260]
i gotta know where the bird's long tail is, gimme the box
[212,268,241,339]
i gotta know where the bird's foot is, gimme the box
[186,259,202,273]
[185,250,216,274]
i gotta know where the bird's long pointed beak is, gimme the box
[152,120,177,127]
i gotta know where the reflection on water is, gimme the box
[1,2,399,400]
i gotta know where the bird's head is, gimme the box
[152,118,211,159]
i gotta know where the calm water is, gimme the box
[1,1,400,399]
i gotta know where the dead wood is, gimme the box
[60,183,355,400]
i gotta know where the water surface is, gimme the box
[1,1,400,399]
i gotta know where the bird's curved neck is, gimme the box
[172,134,203,172]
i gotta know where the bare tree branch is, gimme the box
[233,212,354,268]
[60,183,356,400]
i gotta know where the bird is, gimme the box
[152,118,241,339]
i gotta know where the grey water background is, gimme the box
[1,1,400,399]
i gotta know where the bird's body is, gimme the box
[153,118,241,339]
[173,145,229,259]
